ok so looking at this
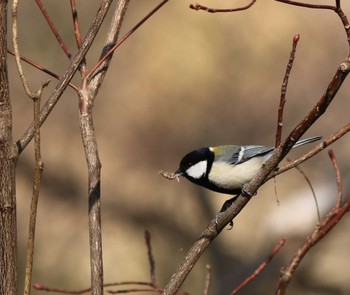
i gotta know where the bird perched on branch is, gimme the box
[161,136,321,217]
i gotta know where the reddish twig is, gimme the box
[35,0,73,60]
[70,0,88,76]
[275,33,300,147]
[88,0,170,80]
[7,49,79,92]
[275,0,336,11]
[190,0,256,13]
[70,0,83,49]
[275,151,349,295]
[231,239,286,295]
[145,230,156,286]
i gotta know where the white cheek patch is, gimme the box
[186,161,207,179]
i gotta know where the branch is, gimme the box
[275,33,300,147]
[35,0,73,60]
[23,81,49,295]
[189,0,256,13]
[231,238,286,295]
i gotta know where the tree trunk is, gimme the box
[0,0,18,294]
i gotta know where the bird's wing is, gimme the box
[231,145,274,165]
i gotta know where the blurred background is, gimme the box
[9,0,350,294]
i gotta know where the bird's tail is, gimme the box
[293,136,322,148]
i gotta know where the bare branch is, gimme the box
[24,81,48,295]
[190,0,256,13]
[35,0,73,60]
[231,238,286,295]
[87,0,131,97]
[275,0,336,11]
[328,150,343,208]
[145,230,156,286]
[7,50,79,91]
[276,33,300,147]
[203,264,211,295]
[293,164,320,223]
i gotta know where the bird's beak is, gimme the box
[174,169,183,177]
[173,169,183,182]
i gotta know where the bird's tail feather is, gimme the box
[293,136,322,148]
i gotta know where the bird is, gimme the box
[174,136,321,213]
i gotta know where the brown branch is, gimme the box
[87,0,131,98]
[276,33,300,147]
[231,238,286,295]
[145,230,156,286]
[275,0,336,11]
[328,150,343,208]
[203,264,211,295]
[293,164,320,223]
[35,0,73,60]
[275,151,349,295]
[7,49,79,91]
[79,80,103,295]
[24,82,48,295]
[70,0,88,75]
[70,0,83,49]
[16,0,114,155]
[190,0,256,13]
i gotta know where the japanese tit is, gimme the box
[174,136,321,196]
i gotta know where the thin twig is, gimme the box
[190,0,256,13]
[293,164,320,223]
[87,0,130,98]
[70,0,83,49]
[7,50,79,92]
[276,33,300,147]
[35,0,73,60]
[70,0,87,75]
[203,264,211,295]
[231,238,286,295]
[12,0,35,97]
[328,150,343,208]
[275,0,336,11]
[145,230,156,286]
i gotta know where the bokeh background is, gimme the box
[9,0,350,294]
